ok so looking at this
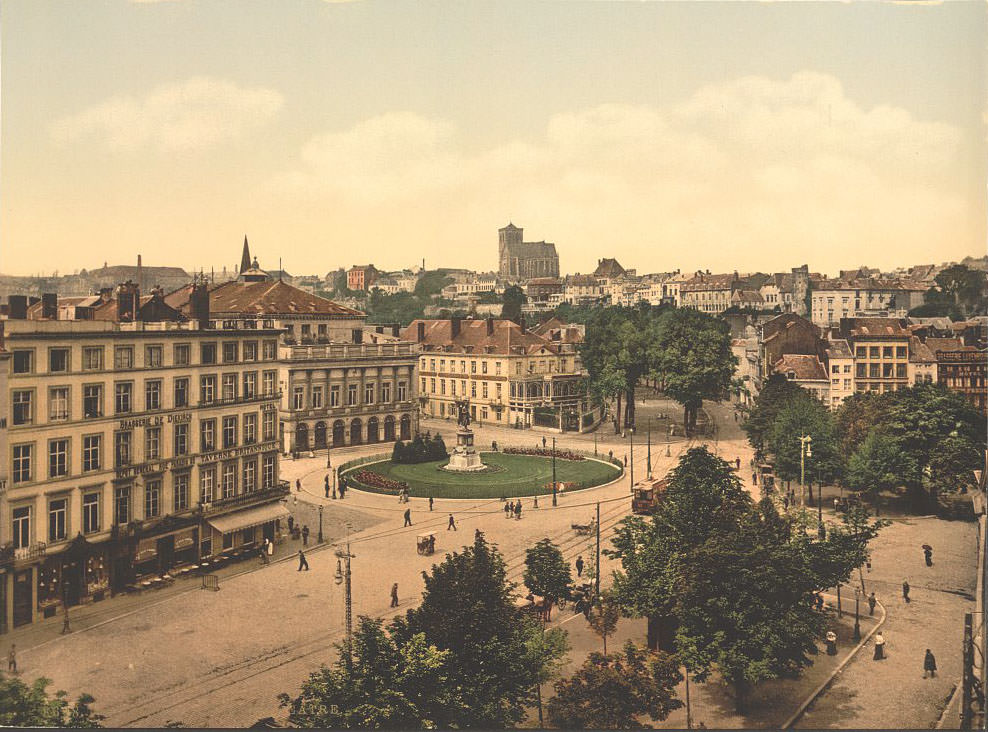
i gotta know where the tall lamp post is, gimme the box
[318,504,324,544]
[551,437,558,507]
[853,587,861,641]
[646,418,652,478]
[334,540,355,672]
[629,428,635,491]
[798,435,813,530]
[666,423,672,457]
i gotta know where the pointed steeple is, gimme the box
[239,235,251,274]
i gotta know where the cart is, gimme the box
[416,533,436,556]
[571,518,597,536]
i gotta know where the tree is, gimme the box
[651,308,737,436]
[588,591,621,654]
[845,431,912,511]
[809,503,889,590]
[390,533,567,727]
[413,271,454,298]
[932,264,986,315]
[742,374,807,457]
[524,538,573,615]
[501,285,526,322]
[280,617,459,728]
[547,643,682,729]
[0,673,103,727]
[834,392,890,462]
[767,391,842,488]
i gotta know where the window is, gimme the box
[115,382,133,414]
[83,493,100,534]
[12,350,33,374]
[12,390,33,425]
[330,385,340,407]
[882,346,893,359]
[48,499,67,542]
[293,386,305,410]
[844,379,851,389]
[869,346,879,359]
[49,439,68,478]
[13,444,32,483]
[262,455,276,488]
[222,342,238,363]
[348,384,358,405]
[430,359,436,371]
[451,380,456,396]
[381,382,391,403]
[174,473,190,511]
[174,423,189,455]
[243,413,257,444]
[471,382,477,398]
[244,341,258,361]
[896,364,907,378]
[145,380,162,411]
[201,419,216,452]
[843,365,851,373]
[832,378,840,386]
[482,361,488,374]
[832,365,840,374]
[262,340,277,360]
[222,374,237,403]
[49,387,69,421]
[855,347,866,359]
[84,384,103,418]
[49,348,69,373]
[222,416,237,448]
[869,364,880,378]
[174,377,189,408]
[114,486,131,525]
[83,434,102,471]
[243,371,257,399]
[200,467,216,503]
[471,361,477,374]
[430,378,436,394]
[145,345,163,368]
[263,411,276,441]
[883,363,893,378]
[495,362,501,375]
[312,385,324,409]
[482,382,488,398]
[496,383,502,400]
[896,346,907,359]
[83,347,104,371]
[440,379,446,395]
[12,507,30,549]
[263,371,276,396]
[243,460,257,493]
[114,431,132,467]
[145,427,161,460]
[440,359,446,372]
[143,480,161,518]
[397,382,407,401]
[460,380,466,395]
[201,343,217,365]
[200,375,216,404]
[114,346,134,370]
[222,463,237,498]
[173,343,191,366]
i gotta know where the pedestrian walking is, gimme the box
[504,501,512,518]
[623,454,627,467]
[575,556,584,578]
[338,483,345,500]
[923,546,933,566]
[302,525,309,546]
[7,644,16,673]
[297,550,309,571]
[873,632,885,660]
[542,436,547,449]
[515,502,522,520]
[783,495,789,510]
[390,583,399,608]
[923,649,937,678]
[608,449,613,461]
[332,483,337,500]
[447,513,457,531]
[324,476,330,498]
[428,496,434,511]
[902,580,911,603]
[753,472,758,485]
[735,457,741,470]
[260,539,271,564]
[288,515,295,534]
[296,479,302,492]
[825,631,838,655]
[404,508,412,527]
[868,592,877,616]
[815,593,825,611]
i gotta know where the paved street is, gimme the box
[7,398,978,728]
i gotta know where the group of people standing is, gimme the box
[504,500,524,520]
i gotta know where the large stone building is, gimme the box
[402,317,598,432]
[0,282,286,632]
[167,242,418,454]
[498,223,559,281]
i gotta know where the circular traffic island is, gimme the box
[345,451,622,499]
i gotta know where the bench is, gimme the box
[201,574,220,592]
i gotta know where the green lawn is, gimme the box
[349,452,622,498]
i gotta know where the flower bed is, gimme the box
[502,447,586,461]
[350,469,407,494]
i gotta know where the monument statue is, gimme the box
[445,399,484,472]
[456,399,472,429]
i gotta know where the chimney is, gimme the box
[191,277,210,329]
[117,282,138,322]
[137,254,143,293]
[486,317,495,336]
[391,324,400,337]
[519,317,526,333]
[451,317,461,338]
[8,295,27,319]
[41,293,57,320]
[416,321,425,342]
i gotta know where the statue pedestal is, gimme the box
[444,427,485,472]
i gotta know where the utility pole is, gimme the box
[594,502,601,600]
[685,669,692,730]
[647,417,652,478]
[335,536,355,673]
[318,504,324,544]
[817,482,825,540]
[629,429,635,492]
[799,435,812,530]
[552,437,558,506]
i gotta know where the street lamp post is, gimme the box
[335,540,355,672]
[552,437,558,507]
[817,481,826,540]
[647,418,652,478]
[318,504,324,544]
[629,428,635,491]
[593,430,598,456]
[853,587,861,641]
[666,424,672,457]
[799,435,813,530]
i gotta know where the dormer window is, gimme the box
[787,371,796,380]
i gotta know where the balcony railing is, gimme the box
[282,342,414,361]
[202,480,290,515]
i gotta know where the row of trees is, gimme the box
[391,434,448,464]
[744,376,986,511]
[580,304,737,435]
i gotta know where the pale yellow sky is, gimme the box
[1,1,985,278]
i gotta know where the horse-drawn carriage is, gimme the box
[571,517,597,535]
[416,533,436,555]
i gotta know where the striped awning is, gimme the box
[207,503,290,535]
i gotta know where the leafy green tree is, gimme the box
[834,392,890,462]
[524,538,573,611]
[767,391,842,487]
[501,285,526,322]
[390,533,567,727]
[0,673,103,727]
[932,264,986,315]
[742,374,807,457]
[845,431,912,511]
[650,308,736,436]
[414,271,454,298]
[908,301,963,320]
[588,591,621,654]
[809,503,890,590]
[280,617,458,728]
[547,643,682,729]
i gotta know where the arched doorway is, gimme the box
[332,420,345,447]
[349,418,362,445]
[314,421,327,449]
[367,417,379,443]
[295,422,309,451]
[384,415,396,441]
[400,414,412,440]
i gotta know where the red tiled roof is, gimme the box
[167,280,363,317]
[401,319,563,356]
[772,354,828,382]
[844,318,911,338]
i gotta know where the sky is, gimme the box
[1,0,985,279]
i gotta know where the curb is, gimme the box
[780,595,888,729]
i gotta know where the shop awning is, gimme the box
[207,503,290,535]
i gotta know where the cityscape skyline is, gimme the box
[2,1,985,277]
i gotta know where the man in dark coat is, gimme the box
[297,550,309,571]
[923,649,937,678]
[404,508,412,527]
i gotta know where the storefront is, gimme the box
[132,526,201,579]
[205,502,289,557]
[36,535,113,616]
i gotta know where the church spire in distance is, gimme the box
[239,235,251,274]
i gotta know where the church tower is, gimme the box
[239,236,251,274]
